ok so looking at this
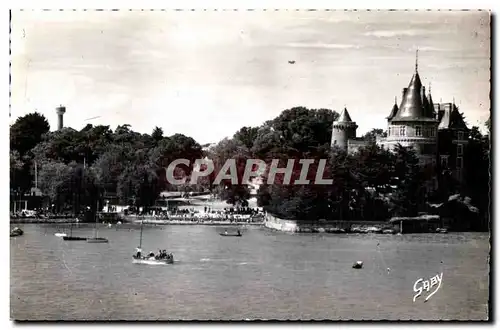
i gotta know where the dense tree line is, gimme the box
[206,107,490,227]
[10,109,490,228]
[10,114,203,214]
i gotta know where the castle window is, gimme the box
[457,157,463,169]
[415,126,422,137]
[440,155,448,167]
[333,140,337,145]
[457,144,463,156]
[457,131,464,140]
[430,128,435,137]
[400,126,406,136]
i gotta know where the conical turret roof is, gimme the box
[393,72,425,119]
[335,107,353,123]
[427,87,436,118]
[387,98,398,120]
[392,72,437,122]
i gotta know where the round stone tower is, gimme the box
[331,107,357,151]
[56,105,66,130]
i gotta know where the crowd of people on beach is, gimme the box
[126,206,264,222]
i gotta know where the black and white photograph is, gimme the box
[8,8,491,321]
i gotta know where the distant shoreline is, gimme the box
[10,218,263,226]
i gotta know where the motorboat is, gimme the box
[10,227,23,237]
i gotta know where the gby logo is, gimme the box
[413,272,443,302]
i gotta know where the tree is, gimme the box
[389,144,424,217]
[233,126,259,150]
[10,112,50,156]
[10,150,23,174]
[152,126,164,143]
[464,128,490,230]
[37,161,74,212]
[10,150,24,190]
[208,138,252,206]
[10,112,51,195]
[257,107,339,154]
[362,128,387,141]
[469,126,483,141]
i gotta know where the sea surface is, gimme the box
[10,223,489,321]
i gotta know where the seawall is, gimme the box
[263,213,392,233]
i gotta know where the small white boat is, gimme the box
[132,256,174,265]
[132,221,174,265]
[55,233,67,237]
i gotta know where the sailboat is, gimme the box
[87,200,108,243]
[132,221,173,265]
[63,222,87,241]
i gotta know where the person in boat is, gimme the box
[149,251,155,257]
[135,247,142,258]
[237,230,241,236]
[162,250,167,258]
[224,230,228,235]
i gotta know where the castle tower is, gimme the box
[384,51,438,166]
[56,105,66,130]
[331,107,357,151]
[387,97,399,122]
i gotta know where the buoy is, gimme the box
[352,261,363,269]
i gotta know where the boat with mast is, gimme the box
[87,200,108,243]
[132,221,174,265]
[63,222,87,241]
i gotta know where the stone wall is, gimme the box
[264,213,299,232]
[264,213,394,233]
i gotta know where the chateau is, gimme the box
[330,55,470,186]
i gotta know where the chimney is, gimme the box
[56,105,66,130]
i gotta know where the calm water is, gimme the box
[10,224,489,320]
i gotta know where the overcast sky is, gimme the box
[11,10,490,144]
